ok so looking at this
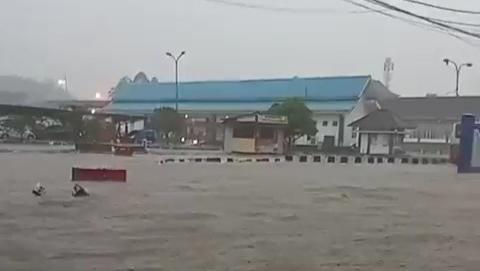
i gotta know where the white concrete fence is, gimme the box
[159,155,450,165]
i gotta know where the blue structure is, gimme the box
[458,114,480,173]
[105,75,376,114]
[103,73,397,147]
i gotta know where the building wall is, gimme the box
[404,120,454,143]
[293,81,395,147]
[231,138,256,153]
[344,98,380,147]
[277,129,285,154]
[315,114,341,145]
[224,123,285,154]
[295,105,376,148]
[255,128,284,154]
[402,119,456,156]
[370,134,390,155]
[295,114,341,146]
[403,142,450,157]
[223,125,233,153]
[359,133,390,155]
[359,133,369,154]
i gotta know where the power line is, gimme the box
[341,0,480,46]
[433,18,480,28]
[361,0,480,39]
[206,0,480,46]
[204,0,372,14]
[341,0,455,33]
[400,0,480,15]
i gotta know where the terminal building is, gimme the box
[103,72,398,147]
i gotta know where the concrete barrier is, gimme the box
[206,157,222,163]
[256,158,270,162]
[157,155,450,166]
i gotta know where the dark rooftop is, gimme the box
[379,96,480,121]
[349,109,415,130]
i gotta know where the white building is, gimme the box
[379,96,480,157]
[223,113,287,154]
[349,109,415,155]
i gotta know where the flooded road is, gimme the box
[1,153,479,270]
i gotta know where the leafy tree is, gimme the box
[267,98,317,145]
[150,107,185,142]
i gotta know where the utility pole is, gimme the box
[166,51,186,111]
[443,58,473,97]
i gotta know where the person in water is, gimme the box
[72,184,89,197]
[32,183,46,197]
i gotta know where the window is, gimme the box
[352,131,357,139]
[322,121,328,127]
[332,121,338,127]
[259,127,274,139]
[233,124,254,138]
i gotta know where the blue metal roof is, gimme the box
[112,75,371,103]
[103,100,357,115]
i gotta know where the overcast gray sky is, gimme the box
[0,0,479,99]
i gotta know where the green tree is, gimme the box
[267,98,317,145]
[150,107,185,142]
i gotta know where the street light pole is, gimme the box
[166,51,186,111]
[443,58,473,97]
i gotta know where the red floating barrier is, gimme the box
[72,167,127,182]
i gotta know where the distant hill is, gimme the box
[0,75,72,105]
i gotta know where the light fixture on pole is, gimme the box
[166,51,186,111]
[57,73,68,92]
[443,58,473,97]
